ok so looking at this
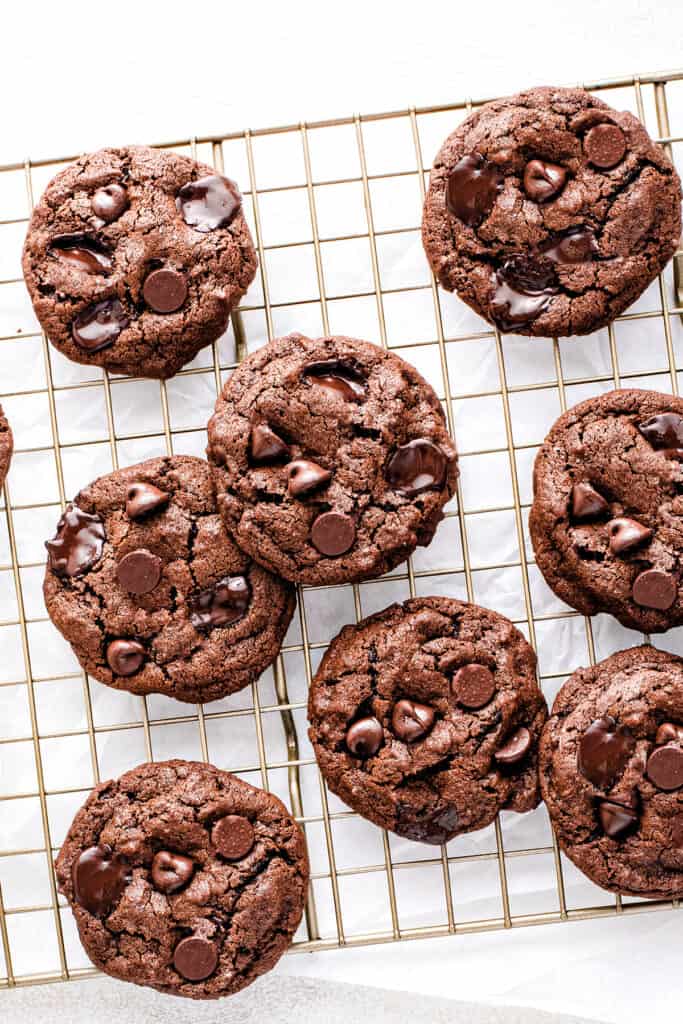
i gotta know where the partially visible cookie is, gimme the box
[0,405,13,489]
[207,333,458,586]
[43,456,295,704]
[55,760,309,999]
[307,597,547,844]
[422,86,681,337]
[541,645,683,899]
[22,146,257,378]
[530,388,683,633]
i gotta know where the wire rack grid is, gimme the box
[0,69,682,990]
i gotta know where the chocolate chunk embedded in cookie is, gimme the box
[540,645,683,898]
[22,146,257,378]
[422,86,681,337]
[43,456,295,704]
[55,760,309,999]
[307,597,547,844]
[530,388,683,633]
[207,333,458,586]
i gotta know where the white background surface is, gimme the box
[2,1,683,1020]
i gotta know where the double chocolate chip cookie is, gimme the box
[55,760,309,999]
[23,146,257,378]
[207,333,458,587]
[307,597,547,844]
[44,456,295,704]
[0,405,13,489]
[541,645,683,898]
[422,86,681,337]
[530,388,683,633]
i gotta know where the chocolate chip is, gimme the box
[189,575,250,631]
[452,663,496,709]
[386,439,447,497]
[584,123,627,169]
[655,722,683,745]
[106,639,145,676]
[638,412,683,452]
[72,844,130,916]
[142,268,188,313]
[151,850,194,893]
[287,459,332,497]
[578,716,635,788]
[446,152,503,226]
[173,936,218,981]
[72,299,129,352]
[346,716,383,758]
[494,726,531,765]
[92,184,128,222]
[116,549,162,595]
[523,159,567,202]
[571,482,609,521]
[599,800,638,838]
[304,359,366,402]
[646,744,683,791]
[177,174,241,232]
[490,255,557,331]
[540,226,597,264]
[125,482,170,520]
[632,569,677,610]
[310,511,356,557]
[46,505,105,577]
[50,235,112,274]
[391,699,435,742]
[212,815,255,860]
[250,423,290,463]
[607,517,652,555]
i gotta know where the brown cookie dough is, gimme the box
[43,456,295,704]
[540,645,683,898]
[307,597,547,844]
[530,388,683,633]
[22,146,257,378]
[207,333,458,586]
[422,86,681,337]
[0,404,13,490]
[55,760,309,999]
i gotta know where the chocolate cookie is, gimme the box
[422,86,681,337]
[55,760,309,998]
[43,456,295,704]
[0,405,13,490]
[22,146,257,378]
[530,388,683,633]
[207,334,458,586]
[307,597,547,844]
[541,645,683,898]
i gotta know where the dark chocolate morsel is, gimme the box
[599,800,638,838]
[304,359,366,402]
[452,663,496,709]
[540,226,597,264]
[125,482,170,520]
[607,517,652,555]
[177,174,241,232]
[310,511,356,557]
[490,255,557,331]
[250,423,290,463]
[189,575,250,631]
[212,815,255,860]
[50,235,112,274]
[287,459,332,497]
[655,722,683,745]
[142,268,188,313]
[494,726,531,764]
[116,549,162,596]
[386,439,447,497]
[571,481,609,521]
[106,639,145,676]
[72,299,129,352]
[46,505,105,577]
[632,569,677,611]
[638,412,683,451]
[72,844,130,916]
[584,123,627,169]
[151,850,194,893]
[346,716,383,758]
[646,744,683,791]
[391,699,435,742]
[578,716,635,788]
[446,152,503,226]
[91,184,129,222]
[523,159,567,202]
[173,936,219,982]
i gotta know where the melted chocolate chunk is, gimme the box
[655,723,683,745]
[50,235,112,274]
[584,123,627,169]
[173,936,218,982]
[46,505,105,577]
[189,575,250,631]
[72,299,129,352]
[523,159,567,202]
[386,439,447,497]
[540,226,597,264]
[391,699,435,742]
[607,517,652,555]
[106,639,145,676]
[72,844,130,916]
[212,815,255,860]
[125,482,170,520]
[151,851,194,893]
[494,726,531,764]
[250,423,290,463]
[599,799,638,838]
[304,359,366,402]
[578,716,635,788]
[638,412,683,453]
[446,153,503,226]
[310,511,356,557]
[287,459,332,497]
[570,482,608,521]
[142,268,188,313]
[91,184,129,223]
[346,716,383,758]
[490,255,557,331]
[177,174,241,232]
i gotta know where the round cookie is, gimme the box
[530,388,683,633]
[55,760,309,999]
[422,86,681,337]
[0,405,13,490]
[22,146,257,378]
[43,456,295,703]
[307,597,548,844]
[207,333,458,586]
[540,645,683,898]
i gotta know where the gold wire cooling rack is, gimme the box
[0,68,683,991]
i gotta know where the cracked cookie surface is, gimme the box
[22,146,257,378]
[307,597,547,844]
[0,405,12,490]
[540,645,683,898]
[43,456,295,704]
[422,86,681,337]
[530,388,683,633]
[55,760,309,999]
[207,333,459,586]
